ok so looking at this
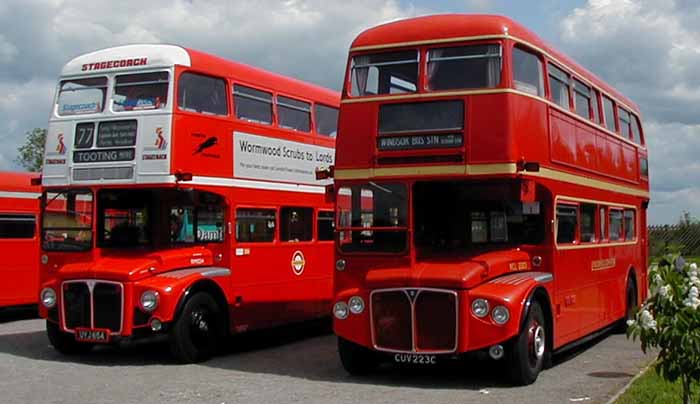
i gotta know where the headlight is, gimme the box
[40,288,56,308]
[333,301,349,320]
[348,296,365,314]
[140,290,159,312]
[492,305,510,325]
[471,298,489,318]
[335,259,346,271]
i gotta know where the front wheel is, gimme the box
[507,301,547,385]
[46,320,94,355]
[168,292,224,363]
[338,337,379,375]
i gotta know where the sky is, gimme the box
[0,0,697,224]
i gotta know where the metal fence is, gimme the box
[648,224,700,258]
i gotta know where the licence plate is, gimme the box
[393,353,437,365]
[75,328,111,343]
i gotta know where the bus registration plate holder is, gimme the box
[75,328,111,343]
[393,353,437,365]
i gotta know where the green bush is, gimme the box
[628,255,700,404]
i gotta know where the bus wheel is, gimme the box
[169,292,222,363]
[46,320,94,355]
[616,280,637,333]
[338,337,378,375]
[507,301,546,385]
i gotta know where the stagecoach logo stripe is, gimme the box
[0,191,41,199]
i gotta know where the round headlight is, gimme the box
[140,290,159,312]
[348,296,365,314]
[333,301,349,320]
[492,305,510,325]
[40,287,56,308]
[471,298,489,318]
[335,259,347,272]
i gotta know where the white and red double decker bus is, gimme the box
[330,15,649,384]
[38,44,339,362]
[0,172,40,310]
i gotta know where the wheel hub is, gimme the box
[528,320,545,363]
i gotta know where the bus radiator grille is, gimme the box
[62,281,123,333]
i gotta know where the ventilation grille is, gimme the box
[73,166,134,181]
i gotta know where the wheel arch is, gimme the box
[521,286,554,357]
[174,279,230,336]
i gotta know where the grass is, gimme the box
[616,367,700,403]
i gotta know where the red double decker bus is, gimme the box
[38,44,339,362]
[330,15,649,384]
[0,172,40,310]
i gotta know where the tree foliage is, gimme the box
[628,255,700,404]
[15,128,46,172]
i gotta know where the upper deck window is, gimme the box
[591,89,601,124]
[602,96,616,132]
[427,44,501,91]
[512,47,544,96]
[548,64,570,109]
[315,104,338,137]
[57,77,107,116]
[113,72,169,112]
[618,107,631,138]
[178,72,228,116]
[350,51,418,96]
[278,96,311,132]
[631,115,643,145]
[573,79,591,119]
[233,84,273,124]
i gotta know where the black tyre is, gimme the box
[338,337,379,375]
[507,301,547,385]
[616,280,637,334]
[46,320,94,355]
[168,292,224,363]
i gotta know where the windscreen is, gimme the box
[112,72,169,112]
[350,51,418,96]
[337,182,408,253]
[42,190,93,251]
[57,77,107,116]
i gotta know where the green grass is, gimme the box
[616,367,700,403]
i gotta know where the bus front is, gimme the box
[332,17,555,384]
[38,45,229,360]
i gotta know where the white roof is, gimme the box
[61,44,191,76]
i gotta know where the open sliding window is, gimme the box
[548,64,570,109]
[113,72,169,112]
[623,209,636,241]
[427,44,501,90]
[631,115,643,145]
[602,95,616,132]
[57,77,107,116]
[580,203,596,242]
[350,50,418,96]
[277,96,311,132]
[233,84,273,124]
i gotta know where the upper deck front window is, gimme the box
[427,44,501,91]
[57,77,107,116]
[350,51,418,96]
[112,72,169,112]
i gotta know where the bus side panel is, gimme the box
[0,197,40,307]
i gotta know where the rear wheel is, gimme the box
[616,280,637,333]
[338,337,379,375]
[46,320,94,355]
[507,301,547,385]
[169,292,223,363]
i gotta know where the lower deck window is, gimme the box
[609,210,623,241]
[281,207,312,242]
[0,214,35,238]
[236,208,275,242]
[556,205,577,244]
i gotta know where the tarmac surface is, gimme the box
[0,307,655,404]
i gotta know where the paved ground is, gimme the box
[0,308,654,404]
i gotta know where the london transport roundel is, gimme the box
[291,250,306,276]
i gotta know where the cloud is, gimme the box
[560,0,700,224]
[0,0,418,169]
